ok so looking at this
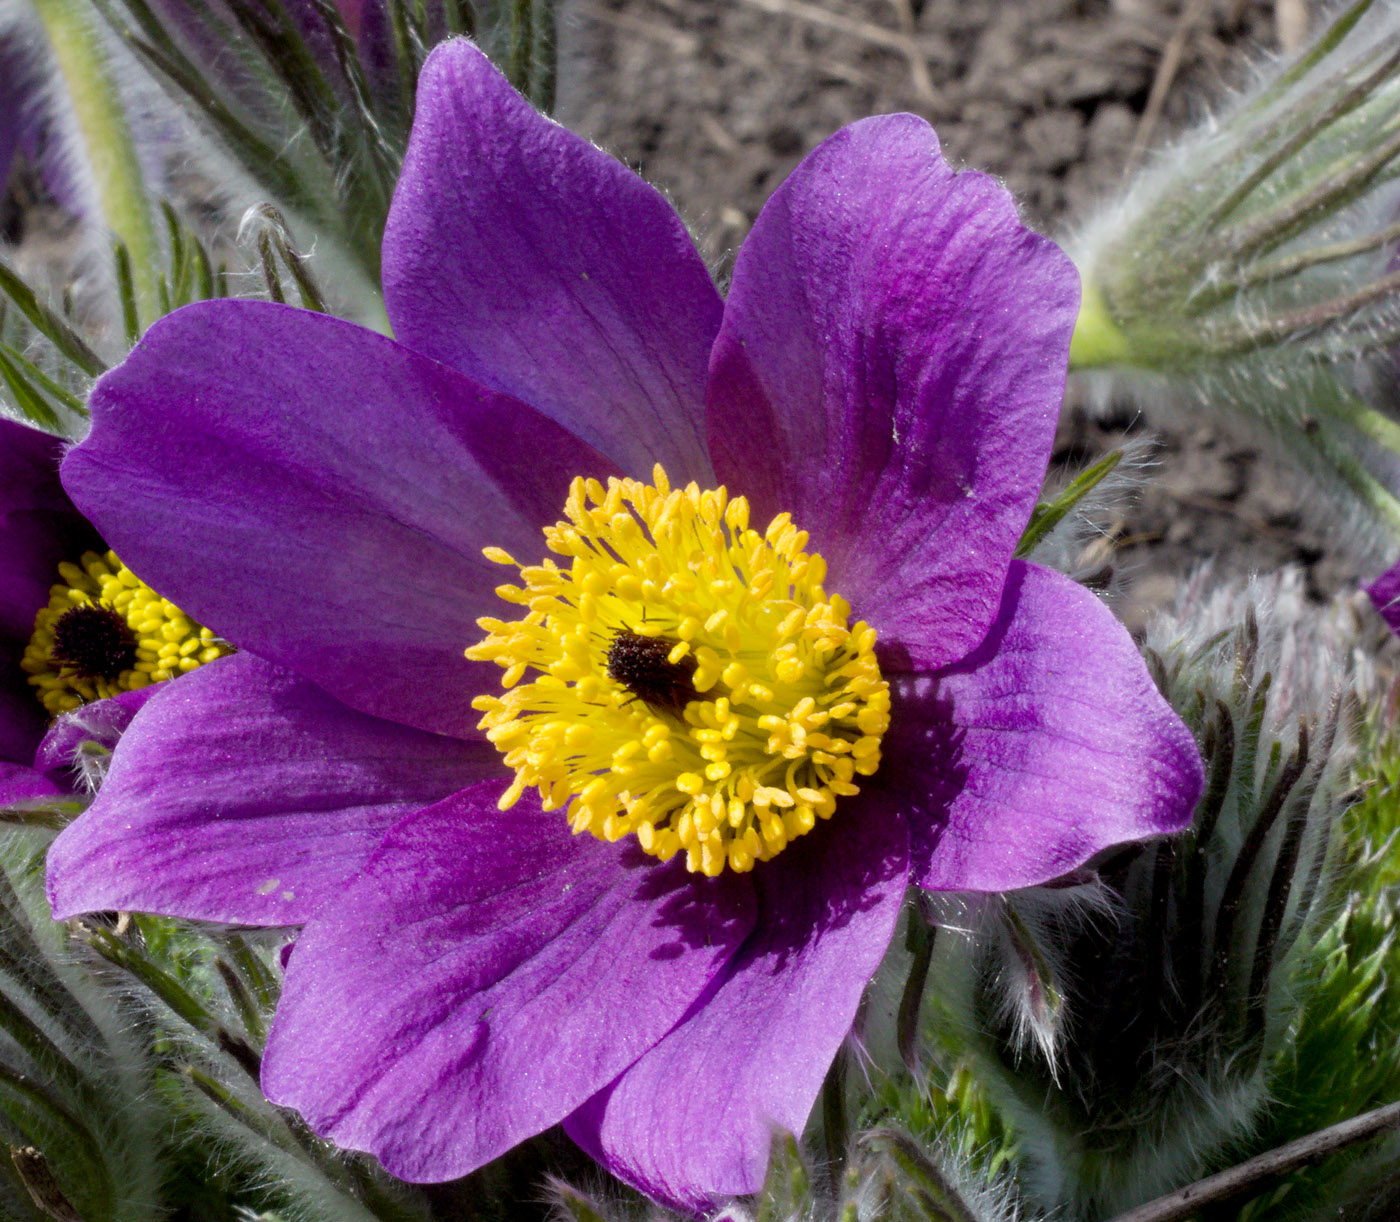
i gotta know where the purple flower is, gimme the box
[145,0,397,117]
[0,416,96,803]
[0,417,169,805]
[46,41,1204,1212]
[0,415,233,807]
[0,8,93,223]
[1367,563,1400,634]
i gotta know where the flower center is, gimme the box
[23,550,233,716]
[606,630,700,712]
[49,604,137,679]
[467,466,890,877]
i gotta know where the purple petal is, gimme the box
[706,115,1079,672]
[0,761,65,806]
[340,0,399,102]
[0,12,92,219]
[34,685,156,774]
[143,1,392,125]
[1367,560,1400,636]
[565,803,908,1213]
[891,561,1202,892]
[0,652,45,768]
[0,415,98,644]
[383,40,722,483]
[46,653,496,925]
[62,300,617,740]
[262,785,756,1181]
[2,674,153,801]
[0,416,98,769]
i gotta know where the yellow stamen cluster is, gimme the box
[467,467,890,876]
[23,550,232,715]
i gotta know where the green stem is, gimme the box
[860,1129,980,1222]
[32,0,160,327]
[1067,281,1132,370]
[1225,113,1400,265]
[0,1065,114,1221]
[1104,1099,1400,1222]
[1346,402,1400,457]
[1212,265,1400,354]
[1219,216,1400,297]
[509,0,534,96]
[82,925,262,1080]
[821,1044,849,1190]
[1205,40,1400,226]
[1244,0,1377,115]
[532,0,558,112]
[1295,418,1400,541]
[897,901,935,1072]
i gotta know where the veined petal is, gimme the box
[565,803,908,1214]
[0,9,92,220]
[61,300,618,740]
[892,561,1203,892]
[46,653,495,925]
[0,415,98,644]
[0,417,99,770]
[262,784,755,1181]
[0,654,45,769]
[34,684,157,774]
[706,115,1079,672]
[383,40,722,483]
[0,760,64,806]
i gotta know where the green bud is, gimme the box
[1065,0,1400,560]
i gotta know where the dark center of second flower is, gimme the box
[49,603,138,680]
[607,630,701,713]
[24,549,235,716]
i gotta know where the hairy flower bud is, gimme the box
[1066,0,1400,569]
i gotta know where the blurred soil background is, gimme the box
[557,0,1357,631]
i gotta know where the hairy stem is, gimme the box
[32,0,160,325]
[1105,1100,1400,1222]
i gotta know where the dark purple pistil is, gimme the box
[50,604,138,680]
[607,630,700,713]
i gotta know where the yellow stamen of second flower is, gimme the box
[467,466,890,877]
[23,550,232,715]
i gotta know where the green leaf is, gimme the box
[113,243,141,347]
[0,350,62,430]
[0,264,105,379]
[1014,449,1122,559]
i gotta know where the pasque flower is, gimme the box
[0,415,230,806]
[0,416,99,805]
[45,40,1204,1212]
[0,5,86,219]
[1368,563,1400,635]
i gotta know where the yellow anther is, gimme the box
[676,772,705,796]
[466,469,889,874]
[22,550,232,717]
